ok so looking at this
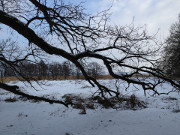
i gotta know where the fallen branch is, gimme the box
[0,82,68,107]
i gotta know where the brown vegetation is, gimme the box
[4,97,18,102]
[62,94,146,114]
[1,74,155,82]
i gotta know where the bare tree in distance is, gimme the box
[62,61,71,79]
[0,39,39,79]
[87,62,104,79]
[38,60,48,77]
[0,0,180,106]
[48,62,63,79]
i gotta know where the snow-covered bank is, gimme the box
[0,80,180,135]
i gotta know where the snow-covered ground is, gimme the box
[0,79,180,135]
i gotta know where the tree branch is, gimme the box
[0,82,68,106]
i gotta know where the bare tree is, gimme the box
[38,60,48,77]
[0,0,180,106]
[87,62,103,79]
[0,39,36,78]
[62,61,71,79]
[49,62,63,79]
[76,67,82,79]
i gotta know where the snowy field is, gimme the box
[0,79,180,135]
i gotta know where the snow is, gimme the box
[0,79,180,135]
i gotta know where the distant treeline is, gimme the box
[0,60,103,79]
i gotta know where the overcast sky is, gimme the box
[77,0,180,40]
[1,0,180,40]
[1,0,180,63]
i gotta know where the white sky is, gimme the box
[80,0,180,39]
[1,0,180,63]
[1,0,180,41]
